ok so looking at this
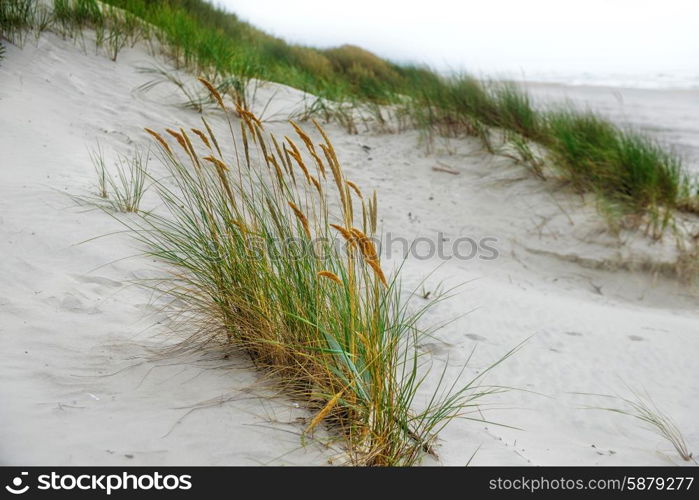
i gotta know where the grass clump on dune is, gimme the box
[123,81,514,465]
[1,0,150,60]
[2,0,515,464]
[408,76,692,226]
[89,143,149,212]
[545,111,686,218]
[586,388,696,463]
[0,0,45,44]
[53,0,148,61]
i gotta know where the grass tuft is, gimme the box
[89,144,149,212]
[117,84,515,465]
[1,0,38,45]
[587,388,695,463]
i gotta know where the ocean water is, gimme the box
[518,79,699,176]
[512,69,699,91]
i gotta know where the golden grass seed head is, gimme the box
[201,117,222,157]
[346,180,363,199]
[165,128,189,155]
[330,223,357,250]
[203,155,229,172]
[144,128,173,155]
[191,128,212,149]
[350,227,378,262]
[317,270,343,285]
[305,390,344,434]
[366,259,388,287]
[180,128,201,169]
[197,77,225,110]
[288,201,311,238]
[310,174,322,195]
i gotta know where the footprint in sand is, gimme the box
[72,275,123,288]
[465,333,487,342]
[46,293,101,314]
[419,342,453,356]
[60,294,85,312]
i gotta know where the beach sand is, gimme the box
[1,33,698,466]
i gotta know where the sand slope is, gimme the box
[1,33,697,465]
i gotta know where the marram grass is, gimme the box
[583,388,695,463]
[98,0,697,226]
[122,81,516,466]
[4,0,696,227]
[88,143,149,212]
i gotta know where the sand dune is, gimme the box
[1,32,697,465]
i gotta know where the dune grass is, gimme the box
[0,0,38,44]
[3,0,695,227]
[587,389,695,463]
[120,82,516,465]
[106,147,149,212]
[0,0,517,465]
[0,0,148,60]
[93,0,697,227]
[89,143,149,212]
[89,142,109,199]
[407,76,694,225]
[136,63,256,112]
[544,111,686,229]
[53,0,149,61]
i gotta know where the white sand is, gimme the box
[1,33,698,466]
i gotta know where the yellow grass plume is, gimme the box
[306,390,344,434]
[317,270,343,285]
[366,259,388,287]
[201,117,222,157]
[197,77,225,110]
[191,128,212,150]
[350,227,379,262]
[346,180,363,199]
[331,223,356,249]
[288,202,311,238]
[144,128,173,155]
[165,128,189,154]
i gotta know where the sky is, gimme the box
[216,0,699,79]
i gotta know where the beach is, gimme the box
[1,30,698,467]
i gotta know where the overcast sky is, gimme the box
[216,0,698,77]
